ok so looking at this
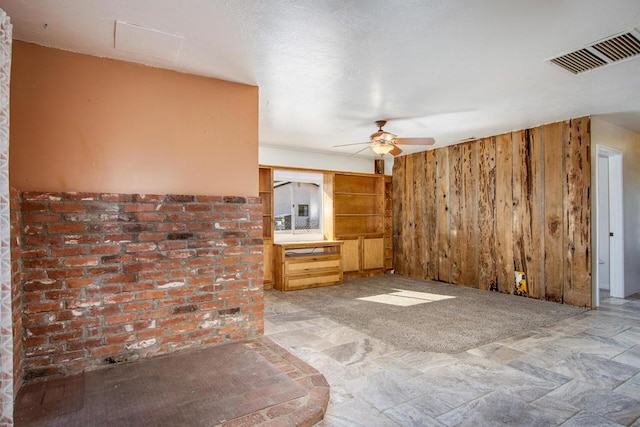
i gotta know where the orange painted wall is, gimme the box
[10,41,258,196]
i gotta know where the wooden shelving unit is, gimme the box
[273,241,343,291]
[333,173,386,277]
[334,173,384,238]
[259,167,274,288]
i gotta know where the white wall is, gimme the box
[260,144,393,175]
[592,118,640,298]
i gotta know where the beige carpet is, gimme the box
[269,275,587,353]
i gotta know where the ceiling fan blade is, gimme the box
[333,141,370,148]
[395,137,436,146]
[348,145,372,158]
[389,145,403,156]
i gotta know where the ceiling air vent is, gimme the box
[549,29,640,74]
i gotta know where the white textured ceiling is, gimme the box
[1,0,640,157]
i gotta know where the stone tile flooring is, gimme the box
[265,289,640,426]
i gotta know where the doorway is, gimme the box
[595,145,624,306]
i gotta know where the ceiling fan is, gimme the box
[335,120,436,156]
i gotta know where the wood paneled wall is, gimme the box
[393,117,591,307]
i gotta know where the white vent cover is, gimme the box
[549,29,640,74]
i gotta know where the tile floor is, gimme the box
[265,289,640,426]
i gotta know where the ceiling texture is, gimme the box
[1,0,640,157]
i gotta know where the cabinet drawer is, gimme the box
[285,257,341,274]
[286,271,343,290]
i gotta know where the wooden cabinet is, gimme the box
[273,241,344,291]
[334,173,387,277]
[259,167,274,288]
[341,236,385,273]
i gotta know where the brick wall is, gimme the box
[18,191,264,382]
[10,187,23,395]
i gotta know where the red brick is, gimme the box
[158,241,187,251]
[136,290,165,300]
[101,254,133,264]
[123,262,154,273]
[26,323,65,336]
[137,308,170,320]
[123,203,156,213]
[67,338,102,351]
[105,314,136,325]
[126,243,157,253]
[104,234,133,243]
[66,298,101,309]
[51,246,88,257]
[104,274,136,284]
[157,222,186,231]
[158,315,188,327]
[66,278,94,288]
[123,301,154,312]
[85,284,121,296]
[86,266,119,275]
[171,323,197,333]
[103,294,135,305]
[20,248,49,258]
[122,282,154,292]
[44,289,82,300]
[64,256,100,267]
[50,331,84,343]
[50,203,86,213]
[24,301,64,314]
[167,250,195,259]
[23,213,61,223]
[135,252,163,262]
[23,258,61,269]
[90,244,122,255]
[48,223,86,234]
[67,318,100,330]
[138,232,165,241]
[105,334,135,344]
[137,329,160,340]
[24,279,62,291]
[135,213,165,221]
[90,344,124,358]
[21,202,47,212]
[155,260,183,270]
[157,297,186,307]
[64,234,101,245]
[52,350,86,363]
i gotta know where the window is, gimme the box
[273,170,324,241]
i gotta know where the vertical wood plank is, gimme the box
[512,129,544,298]
[495,133,514,294]
[436,147,451,283]
[449,144,464,285]
[458,142,478,287]
[543,122,565,302]
[425,150,438,280]
[413,152,426,278]
[530,127,545,299]
[392,158,405,275]
[563,117,592,307]
[477,137,497,291]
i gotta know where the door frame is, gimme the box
[594,145,624,305]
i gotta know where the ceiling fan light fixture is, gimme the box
[370,130,396,143]
[370,142,394,155]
